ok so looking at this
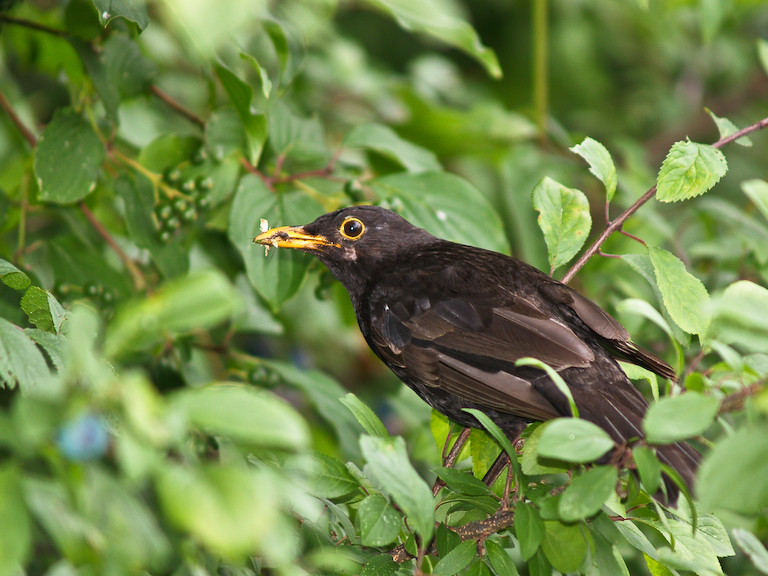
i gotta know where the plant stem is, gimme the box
[532,0,549,145]
[150,86,205,127]
[561,115,768,285]
[0,88,37,147]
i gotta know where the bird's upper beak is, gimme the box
[253,225,339,251]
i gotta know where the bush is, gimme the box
[1,0,768,574]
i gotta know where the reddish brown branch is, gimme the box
[0,88,37,148]
[432,427,472,496]
[150,86,205,127]
[0,14,71,38]
[562,115,768,284]
[80,203,146,291]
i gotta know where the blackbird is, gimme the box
[254,205,699,503]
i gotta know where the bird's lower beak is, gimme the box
[253,225,339,251]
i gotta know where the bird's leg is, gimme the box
[432,427,472,497]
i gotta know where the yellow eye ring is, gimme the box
[340,217,365,240]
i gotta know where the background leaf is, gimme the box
[643,392,719,444]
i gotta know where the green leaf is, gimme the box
[516,357,578,417]
[432,539,477,575]
[648,246,710,336]
[263,19,304,87]
[521,422,568,476]
[540,520,587,573]
[697,426,768,515]
[633,446,662,495]
[359,435,434,541]
[705,108,752,147]
[361,553,399,576]
[558,466,618,522]
[514,501,544,560]
[102,35,157,99]
[344,123,441,173]
[570,137,618,201]
[340,393,389,438]
[742,179,768,223]
[156,463,281,560]
[732,528,768,575]
[759,38,768,76]
[485,539,519,575]
[0,259,30,290]
[360,0,501,78]
[215,64,268,165]
[93,0,150,29]
[371,171,508,252]
[532,177,592,270]
[644,553,676,576]
[172,384,309,451]
[115,175,189,278]
[241,52,272,98]
[311,453,360,499]
[462,408,523,497]
[435,467,491,496]
[227,175,324,310]
[358,494,402,547]
[710,280,768,352]
[267,100,326,161]
[537,418,614,463]
[656,141,727,203]
[0,465,31,573]
[643,392,719,444]
[104,269,240,358]
[20,286,66,334]
[34,108,105,204]
[0,317,50,391]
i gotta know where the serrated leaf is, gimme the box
[215,64,268,165]
[344,123,441,173]
[485,539,519,575]
[172,384,308,450]
[34,108,105,204]
[432,539,477,575]
[570,137,618,201]
[227,175,324,310]
[21,286,66,334]
[361,0,501,78]
[104,269,240,358]
[0,317,50,391]
[340,393,389,438]
[705,108,752,147]
[93,0,150,29]
[371,171,508,252]
[710,280,768,352]
[742,179,768,223]
[0,259,30,290]
[648,246,710,336]
[558,466,618,522]
[532,177,592,270]
[514,501,544,560]
[435,467,491,496]
[656,141,727,203]
[311,453,359,499]
[359,494,402,547]
[537,418,614,463]
[643,392,719,444]
[360,435,434,541]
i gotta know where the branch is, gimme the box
[0,14,71,38]
[719,380,766,414]
[0,88,37,147]
[80,203,147,292]
[150,86,205,127]
[561,115,768,284]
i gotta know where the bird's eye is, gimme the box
[340,217,365,240]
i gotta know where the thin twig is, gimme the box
[150,86,205,127]
[719,380,766,414]
[80,203,147,291]
[561,115,768,284]
[0,88,37,147]
[0,14,71,38]
[432,427,472,496]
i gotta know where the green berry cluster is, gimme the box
[154,152,215,243]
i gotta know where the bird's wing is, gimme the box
[539,283,677,380]
[368,293,595,421]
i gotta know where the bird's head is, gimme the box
[254,205,436,290]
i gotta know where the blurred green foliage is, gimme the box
[1,0,768,574]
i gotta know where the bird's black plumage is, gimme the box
[255,205,699,503]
